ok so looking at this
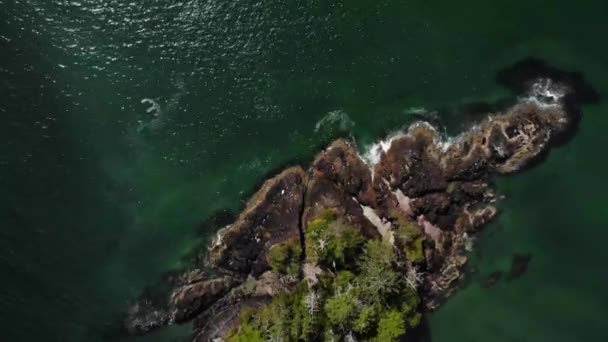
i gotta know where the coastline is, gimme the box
[122,61,598,341]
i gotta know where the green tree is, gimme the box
[325,290,357,327]
[357,240,402,300]
[353,304,379,334]
[227,321,263,342]
[396,223,425,264]
[305,210,364,268]
[376,310,406,342]
[268,238,302,276]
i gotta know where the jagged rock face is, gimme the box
[171,276,238,323]
[208,166,308,276]
[311,139,376,205]
[442,102,569,178]
[374,125,447,198]
[410,181,493,232]
[123,272,238,335]
[303,140,380,239]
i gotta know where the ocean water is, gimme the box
[1,1,607,341]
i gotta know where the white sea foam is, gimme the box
[524,78,569,108]
[438,122,482,152]
[141,98,162,116]
[137,98,166,133]
[362,121,444,166]
[314,109,355,133]
[362,130,407,166]
[437,136,455,152]
[404,106,428,115]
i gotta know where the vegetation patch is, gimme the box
[396,222,426,264]
[305,209,364,268]
[268,238,303,277]
[228,212,423,341]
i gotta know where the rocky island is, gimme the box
[123,60,597,341]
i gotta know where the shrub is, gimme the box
[306,216,331,264]
[326,220,364,266]
[357,240,401,300]
[335,270,355,289]
[407,237,425,264]
[353,304,379,334]
[268,238,302,276]
[396,223,425,264]
[226,321,264,342]
[306,212,364,268]
[361,239,395,267]
[376,310,406,342]
[399,288,421,311]
[324,328,338,341]
[318,208,338,221]
[325,290,357,327]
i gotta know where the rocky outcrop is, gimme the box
[123,271,236,335]
[171,276,238,323]
[123,63,597,341]
[441,102,570,177]
[208,166,308,277]
[302,139,380,239]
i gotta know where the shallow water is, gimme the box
[2,1,608,341]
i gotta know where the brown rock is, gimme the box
[208,166,308,276]
[193,294,270,341]
[302,141,380,238]
[171,276,238,323]
[310,139,377,205]
[374,125,447,197]
[302,177,379,239]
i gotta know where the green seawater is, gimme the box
[1,1,607,341]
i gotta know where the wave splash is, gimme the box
[362,77,573,168]
[525,78,569,107]
[314,109,355,134]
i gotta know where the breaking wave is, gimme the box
[314,109,355,133]
[524,78,569,108]
[363,77,573,167]
[362,130,407,166]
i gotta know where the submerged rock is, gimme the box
[507,253,533,281]
[481,271,504,289]
[123,63,596,341]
